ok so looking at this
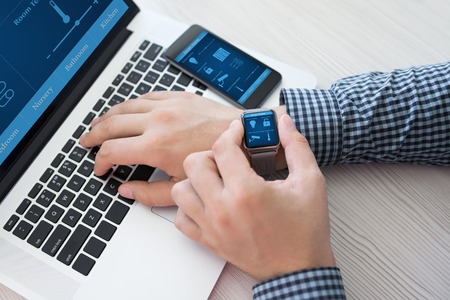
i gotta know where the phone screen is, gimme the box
[173,30,274,106]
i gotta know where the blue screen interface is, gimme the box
[243,110,279,148]
[0,0,128,165]
[175,31,272,105]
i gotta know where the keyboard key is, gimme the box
[56,189,75,207]
[27,220,53,248]
[88,146,100,161]
[72,125,86,139]
[62,140,75,153]
[16,199,32,215]
[3,215,19,232]
[102,87,115,99]
[72,254,95,276]
[78,160,94,177]
[112,74,124,86]
[167,65,180,75]
[152,59,168,72]
[135,82,151,95]
[103,178,121,196]
[57,225,91,266]
[171,85,185,92]
[59,160,77,177]
[51,153,65,168]
[118,82,133,97]
[37,189,56,208]
[93,99,106,112]
[153,85,167,92]
[130,51,142,62]
[105,201,129,225]
[42,224,71,257]
[93,193,112,212]
[82,209,102,227]
[25,205,44,223]
[99,107,109,116]
[28,183,43,199]
[67,175,86,192]
[84,237,106,258]
[40,168,54,183]
[159,74,175,87]
[135,60,150,72]
[95,220,117,241]
[129,165,155,181]
[121,62,133,74]
[108,94,125,107]
[144,43,162,61]
[69,147,87,163]
[177,73,192,87]
[83,178,103,196]
[12,220,33,240]
[126,71,143,84]
[144,71,159,84]
[83,112,96,125]
[73,193,93,211]
[45,205,65,223]
[48,175,67,192]
[113,165,132,181]
[62,208,82,227]
[139,40,150,51]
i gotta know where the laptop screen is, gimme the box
[0,0,134,169]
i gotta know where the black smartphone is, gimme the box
[163,25,282,109]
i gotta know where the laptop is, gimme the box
[0,1,316,299]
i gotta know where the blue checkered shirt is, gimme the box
[253,62,449,299]
[253,267,345,300]
[280,61,450,166]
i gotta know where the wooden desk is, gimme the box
[2,0,449,299]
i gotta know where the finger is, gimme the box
[119,180,176,206]
[80,113,148,148]
[212,120,257,187]
[174,208,202,243]
[89,99,155,128]
[278,114,319,176]
[182,151,223,203]
[172,179,205,222]
[140,91,194,101]
[93,136,151,175]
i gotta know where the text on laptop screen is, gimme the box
[0,0,129,165]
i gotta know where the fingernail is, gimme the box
[79,134,86,145]
[282,115,296,129]
[119,187,135,200]
[229,119,240,128]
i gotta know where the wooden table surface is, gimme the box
[1,0,449,299]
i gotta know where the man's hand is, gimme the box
[172,115,335,281]
[80,92,242,206]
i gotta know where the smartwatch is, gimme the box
[241,109,280,176]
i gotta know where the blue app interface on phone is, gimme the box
[243,111,279,148]
[175,31,272,105]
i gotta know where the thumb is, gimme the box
[278,114,318,176]
[119,180,176,207]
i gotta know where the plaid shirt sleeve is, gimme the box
[280,61,450,166]
[253,267,346,300]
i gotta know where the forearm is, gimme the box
[281,61,450,166]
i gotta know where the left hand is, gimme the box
[172,115,335,281]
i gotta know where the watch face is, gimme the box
[242,110,279,149]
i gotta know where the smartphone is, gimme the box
[163,25,282,109]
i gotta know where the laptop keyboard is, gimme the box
[2,39,207,276]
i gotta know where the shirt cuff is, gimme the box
[253,267,346,300]
[280,88,343,166]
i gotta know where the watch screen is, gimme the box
[243,110,279,148]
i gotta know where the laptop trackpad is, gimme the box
[148,168,177,223]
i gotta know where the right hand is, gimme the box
[80,92,242,206]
